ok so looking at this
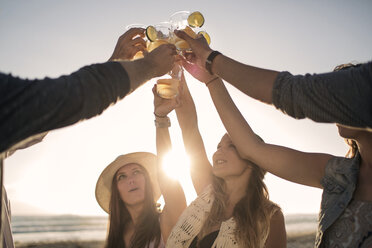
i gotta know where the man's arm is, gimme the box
[0,62,129,153]
[211,54,278,104]
[0,44,177,153]
[272,62,372,129]
[175,30,372,129]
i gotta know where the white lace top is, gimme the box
[166,185,270,248]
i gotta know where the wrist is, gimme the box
[201,49,213,68]
[154,115,171,128]
[180,124,199,136]
[141,57,157,78]
[177,114,198,129]
[205,51,222,75]
[204,76,219,87]
[120,58,155,92]
[154,112,168,118]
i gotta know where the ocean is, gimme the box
[11,215,108,243]
[11,214,318,244]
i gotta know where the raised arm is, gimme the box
[175,74,213,195]
[175,30,372,130]
[182,60,332,189]
[152,85,186,241]
[208,78,332,188]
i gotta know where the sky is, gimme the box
[1,0,371,216]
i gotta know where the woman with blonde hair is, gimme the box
[153,73,286,247]
[181,52,372,247]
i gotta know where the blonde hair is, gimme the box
[345,139,358,158]
[198,161,279,247]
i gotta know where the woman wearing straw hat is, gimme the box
[95,150,186,248]
[94,28,186,248]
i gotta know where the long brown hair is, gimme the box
[199,152,279,247]
[105,164,161,248]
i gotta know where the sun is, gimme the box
[161,150,190,181]
[159,149,196,205]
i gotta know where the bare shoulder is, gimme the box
[270,204,285,222]
[266,202,287,248]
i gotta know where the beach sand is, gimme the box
[15,232,316,248]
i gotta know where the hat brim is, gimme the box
[95,152,161,213]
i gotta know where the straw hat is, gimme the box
[95,152,161,213]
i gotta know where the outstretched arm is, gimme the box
[182,60,331,189]
[176,30,372,130]
[175,74,213,195]
[175,30,278,104]
[0,42,177,154]
[152,85,186,242]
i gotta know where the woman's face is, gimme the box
[116,163,147,206]
[212,134,251,179]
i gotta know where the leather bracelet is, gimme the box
[205,51,221,75]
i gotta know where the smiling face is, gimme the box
[212,134,251,179]
[115,163,147,207]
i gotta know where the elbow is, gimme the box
[236,140,263,163]
[237,149,252,161]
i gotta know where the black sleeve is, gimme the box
[0,62,130,153]
[272,61,372,129]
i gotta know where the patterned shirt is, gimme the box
[323,199,372,248]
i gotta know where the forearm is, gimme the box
[178,124,207,158]
[176,110,212,194]
[0,62,130,153]
[155,118,172,158]
[208,79,260,161]
[174,99,209,160]
[155,118,187,230]
[119,58,155,93]
[155,117,175,191]
[212,54,279,104]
